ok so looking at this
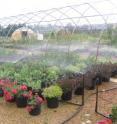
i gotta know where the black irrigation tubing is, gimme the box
[98,96,116,104]
[98,86,117,93]
[61,105,84,124]
[60,86,117,124]
[60,92,96,124]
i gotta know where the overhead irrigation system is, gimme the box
[0,0,117,123]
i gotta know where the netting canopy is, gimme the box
[0,1,117,123]
[0,0,117,74]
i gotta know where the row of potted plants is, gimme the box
[0,60,117,92]
[0,79,77,116]
[0,80,43,115]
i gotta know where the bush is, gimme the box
[65,65,79,73]
[112,105,117,122]
[42,85,63,98]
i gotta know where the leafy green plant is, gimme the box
[65,65,79,73]
[42,85,63,98]
[112,105,117,122]
[46,69,59,82]
[75,63,87,72]
[85,56,96,66]
[27,80,41,89]
[47,66,60,74]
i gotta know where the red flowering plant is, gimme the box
[15,84,29,98]
[3,81,30,102]
[3,81,17,102]
[26,93,43,113]
[0,79,11,88]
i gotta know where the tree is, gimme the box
[0,23,25,37]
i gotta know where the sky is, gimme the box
[0,0,117,25]
[0,0,83,18]
[0,0,117,18]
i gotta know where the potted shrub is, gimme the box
[29,80,41,94]
[26,93,43,116]
[41,66,60,88]
[60,83,72,101]
[15,85,29,108]
[28,80,44,100]
[3,81,17,102]
[42,85,63,108]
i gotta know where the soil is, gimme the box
[0,80,116,124]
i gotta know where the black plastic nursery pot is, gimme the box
[16,96,27,108]
[46,97,59,108]
[61,90,72,101]
[75,87,84,95]
[0,88,4,97]
[29,104,41,116]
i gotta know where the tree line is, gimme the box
[0,24,25,37]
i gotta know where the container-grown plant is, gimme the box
[42,85,63,108]
[28,80,41,94]
[27,80,44,100]
[15,84,29,108]
[26,93,43,116]
[3,81,17,102]
[41,67,59,88]
[60,82,72,101]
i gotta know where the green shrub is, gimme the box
[112,105,117,122]
[42,85,63,98]
[27,80,41,89]
[65,65,79,73]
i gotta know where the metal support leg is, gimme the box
[82,73,85,106]
[95,78,109,118]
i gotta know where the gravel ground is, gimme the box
[67,81,117,124]
[0,81,116,124]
